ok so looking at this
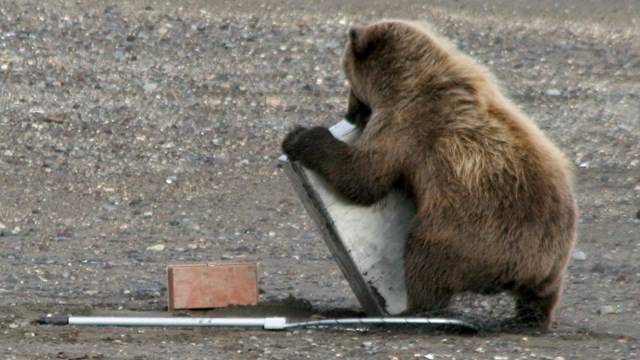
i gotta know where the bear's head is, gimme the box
[342,20,452,127]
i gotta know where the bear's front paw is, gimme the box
[281,125,308,161]
[281,126,332,162]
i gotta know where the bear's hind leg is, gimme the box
[511,273,563,332]
[513,287,560,331]
[403,240,460,315]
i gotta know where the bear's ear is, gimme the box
[349,26,373,59]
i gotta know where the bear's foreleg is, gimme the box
[282,126,397,206]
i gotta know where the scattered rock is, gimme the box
[571,250,587,261]
[0,229,15,237]
[146,244,165,252]
[100,204,117,212]
[192,23,207,32]
[42,114,67,124]
[113,50,125,59]
[266,97,282,107]
[166,175,178,184]
[599,305,616,315]
[51,234,72,242]
[545,88,562,96]
[144,82,158,93]
[129,198,143,207]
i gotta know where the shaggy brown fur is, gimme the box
[282,20,577,331]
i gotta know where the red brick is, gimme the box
[167,263,258,311]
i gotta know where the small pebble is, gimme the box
[266,97,281,106]
[571,250,587,261]
[192,23,207,31]
[51,235,72,242]
[144,82,158,93]
[599,305,616,315]
[100,204,117,212]
[146,244,165,252]
[113,50,125,59]
[546,88,562,96]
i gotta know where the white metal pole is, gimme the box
[69,316,273,327]
[38,315,477,332]
[39,316,288,329]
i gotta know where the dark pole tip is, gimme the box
[36,315,69,325]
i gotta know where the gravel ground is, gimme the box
[0,0,638,359]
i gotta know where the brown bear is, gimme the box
[282,20,577,331]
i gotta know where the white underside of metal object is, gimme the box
[280,120,417,316]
